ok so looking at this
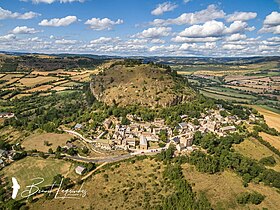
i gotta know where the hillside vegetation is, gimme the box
[90,62,196,108]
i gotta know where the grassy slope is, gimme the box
[29,158,171,210]
[234,137,280,172]
[182,163,280,210]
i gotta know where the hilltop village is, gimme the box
[73,104,256,154]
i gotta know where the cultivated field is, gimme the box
[25,84,54,93]
[260,132,280,151]
[251,106,280,132]
[21,133,72,153]
[19,76,59,87]
[182,163,280,210]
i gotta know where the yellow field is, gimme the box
[19,76,59,87]
[251,105,280,131]
[31,70,82,76]
[1,73,25,80]
[234,137,280,171]
[260,132,280,151]
[182,163,280,210]
[71,70,98,82]
[51,86,68,91]
[22,133,72,153]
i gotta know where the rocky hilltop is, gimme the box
[90,62,196,108]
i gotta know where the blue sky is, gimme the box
[0,0,279,56]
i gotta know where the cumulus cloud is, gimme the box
[179,20,253,38]
[133,27,172,38]
[21,0,84,4]
[0,7,40,20]
[225,33,247,41]
[149,44,179,52]
[39,16,77,27]
[151,39,165,44]
[171,36,220,43]
[267,36,280,42]
[0,34,16,41]
[151,2,177,16]
[90,37,121,44]
[55,39,78,44]
[11,26,40,34]
[85,18,123,30]
[222,44,246,50]
[226,12,257,22]
[150,5,225,26]
[263,11,280,26]
[259,11,280,34]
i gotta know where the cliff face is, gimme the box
[90,64,196,108]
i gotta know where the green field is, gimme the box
[204,87,257,100]
[199,90,251,103]
[2,157,77,199]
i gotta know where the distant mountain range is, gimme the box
[0,51,279,65]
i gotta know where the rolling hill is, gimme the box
[90,62,196,108]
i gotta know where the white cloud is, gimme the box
[179,20,225,37]
[151,39,165,44]
[263,11,280,26]
[125,39,148,45]
[224,21,254,34]
[259,11,280,34]
[133,27,172,38]
[150,5,225,26]
[11,26,40,34]
[0,34,16,42]
[267,37,280,42]
[226,12,257,22]
[90,37,120,44]
[183,0,191,4]
[179,20,253,38]
[85,18,123,30]
[222,44,246,50]
[55,39,78,44]
[171,36,220,43]
[151,2,177,16]
[39,16,77,27]
[21,0,84,4]
[225,33,247,41]
[149,44,179,52]
[179,43,197,50]
[0,7,40,20]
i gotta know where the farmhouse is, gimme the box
[178,122,188,130]
[74,123,83,130]
[75,166,86,175]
